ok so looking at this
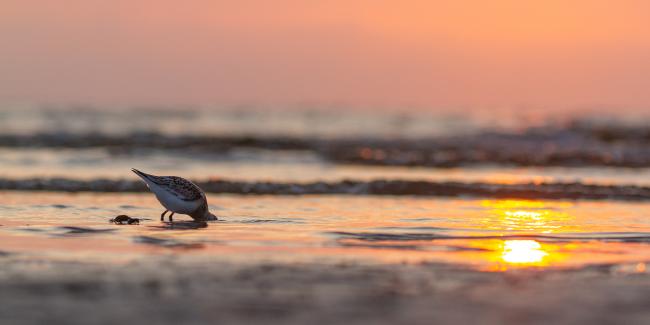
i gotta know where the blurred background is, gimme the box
[3,1,650,186]
[3,0,650,186]
[2,0,650,114]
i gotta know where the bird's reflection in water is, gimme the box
[149,220,209,230]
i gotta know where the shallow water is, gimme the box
[2,108,650,276]
[1,192,649,272]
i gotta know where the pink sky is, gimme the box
[2,1,650,112]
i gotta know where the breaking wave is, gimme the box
[2,121,650,167]
[2,178,650,201]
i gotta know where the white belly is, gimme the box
[151,185,201,214]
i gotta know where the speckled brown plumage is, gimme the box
[133,170,204,201]
[147,175,203,201]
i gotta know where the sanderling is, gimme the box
[131,168,218,222]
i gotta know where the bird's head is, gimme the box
[205,211,218,221]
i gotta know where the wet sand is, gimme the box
[1,256,649,325]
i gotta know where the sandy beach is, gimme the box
[2,256,649,325]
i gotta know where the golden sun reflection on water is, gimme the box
[480,199,575,233]
[477,200,571,270]
[501,240,548,264]
[472,238,559,272]
[476,239,563,272]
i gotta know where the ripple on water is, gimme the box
[236,218,305,224]
[119,205,142,210]
[56,226,117,235]
[328,231,650,243]
[132,236,205,249]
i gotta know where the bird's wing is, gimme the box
[162,176,204,201]
[132,169,204,201]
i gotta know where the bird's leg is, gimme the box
[161,210,168,221]
[169,212,175,223]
